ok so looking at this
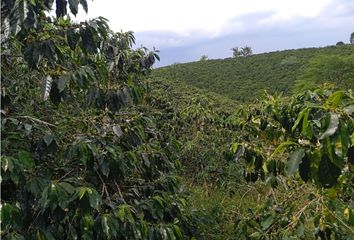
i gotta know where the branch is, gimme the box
[94,168,112,203]
[16,115,56,127]
[329,208,354,235]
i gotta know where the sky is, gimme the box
[76,0,354,67]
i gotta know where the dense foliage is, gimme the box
[294,54,354,92]
[231,86,354,239]
[148,77,354,239]
[1,1,353,239]
[1,1,198,239]
[153,45,354,101]
[231,46,253,58]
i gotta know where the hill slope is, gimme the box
[153,45,354,101]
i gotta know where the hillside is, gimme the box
[153,45,354,101]
[2,1,353,239]
[146,76,354,239]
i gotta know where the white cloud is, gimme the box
[77,0,333,36]
[74,0,353,66]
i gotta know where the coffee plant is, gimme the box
[1,1,199,239]
[2,1,353,240]
[232,86,354,239]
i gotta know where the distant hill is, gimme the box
[152,45,354,101]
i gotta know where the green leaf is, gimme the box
[286,148,305,176]
[81,214,94,230]
[1,203,13,226]
[347,208,354,227]
[39,185,50,210]
[319,113,339,140]
[88,189,100,209]
[126,209,135,224]
[2,156,14,172]
[77,187,88,200]
[261,215,274,230]
[112,125,123,138]
[348,146,354,168]
[101,214,110,236]
[23,42,41,69]
[115,205,126,221]
[43,134,54,146]
[41,40,56,67]
[50,81,61,105]
[68,0,79,15]
[80,27,96,54]
[318,155,341,188]
[269,141,298,159]
[45,0,55,9]
[79,0,88,12]
[343,104,354,115]
[154,53,160,61]
[166,227,176,240]
[67,28,79,50]
[338,120,350,158]
[27,177,48,197]
[326,90,344,108]
[296,222,305,237]
[299,153,311,182]
[301,108,313,138]
[57,75,69,92]
[18,150,34,169]
[58,182,75,194]
[172,225,183,240]
[249,232,262,239]
[55,0,67,17]
[160,227,168,240]
[292,107,308,132]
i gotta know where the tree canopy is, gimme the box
[231,46,253,58]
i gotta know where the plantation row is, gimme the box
[153,45,354,102]
[148,77,354,239]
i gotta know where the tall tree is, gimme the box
[200,55,208,61]
[350,32,354,44]
[241,46,252,57]
[231,47,242,58]
[231,46,252,58]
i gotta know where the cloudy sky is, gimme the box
[77,0,354,67]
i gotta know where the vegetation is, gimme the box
[1,1,197,239]
[153,45,354,102]
[231,46,253,58]
[200,55,208,61]
[294,54,354,92]
[1,1,353,239]
[147,76,354,239]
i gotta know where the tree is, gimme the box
[231,46,253,58]
[350,32,354,44]
[241,46,252,57]
[336,41,345,46]
[200,55,208,61]
[231,47,242,58]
